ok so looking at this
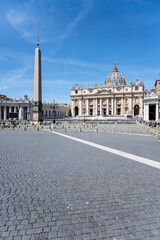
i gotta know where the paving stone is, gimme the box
[0,130,160,240]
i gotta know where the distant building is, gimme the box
[71,63,144,118]
[144,79,160,121]
[42,102,70,120]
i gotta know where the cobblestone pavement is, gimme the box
[0,129,160,240]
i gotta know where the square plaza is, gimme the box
[0,126,160,240]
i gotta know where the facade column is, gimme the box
[107,98,109,115]
[131,97,133,116]
[114,98,117,116]
[4,106,7,120]
[100,99,103,115]
[79,100,82,116]
[71,100,74,117]
[121,97,124,115]
[112,98,114,115]
[140,98,143,117]
[156,103,159,121]
[129,97,132,116]
[95,99,98,116]
[86,99,89,116]
[93,99,95,116]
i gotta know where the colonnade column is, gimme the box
[9,106,11,119]
[4,107,7,120]
[107,99,109,115]
[100,99,102,115]
[19,107,23,120]
[144,103,149,121]
[27,107,30,121]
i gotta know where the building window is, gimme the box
[103,98,106,104]
[97,99,100,104]
[109,110,111,115]
[90,109,93,115]
[45,110,47,117]
[135,97,138,103]
[75,90,78,94]
[75,100,78,105]
[103,109,106,115]
[125,88,128,91]
[125,98,128,102]
[135,86,138,91]
[109,99,111,104]
[49,111,51,117]
[89,99,93,104]
[117,98,121,103]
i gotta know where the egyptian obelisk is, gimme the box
[33,36,42,122]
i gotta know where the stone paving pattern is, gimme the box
[0,129,160,240]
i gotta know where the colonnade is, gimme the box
[0,105,30,121]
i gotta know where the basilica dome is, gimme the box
[104,63,126,86]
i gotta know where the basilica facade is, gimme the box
[71,63,144,118]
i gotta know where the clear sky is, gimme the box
[0,0,160,104]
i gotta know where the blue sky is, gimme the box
[0,0,160,104]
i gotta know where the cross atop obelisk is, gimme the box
[33,36,42,122]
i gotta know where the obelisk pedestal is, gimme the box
[33,37,42,122]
